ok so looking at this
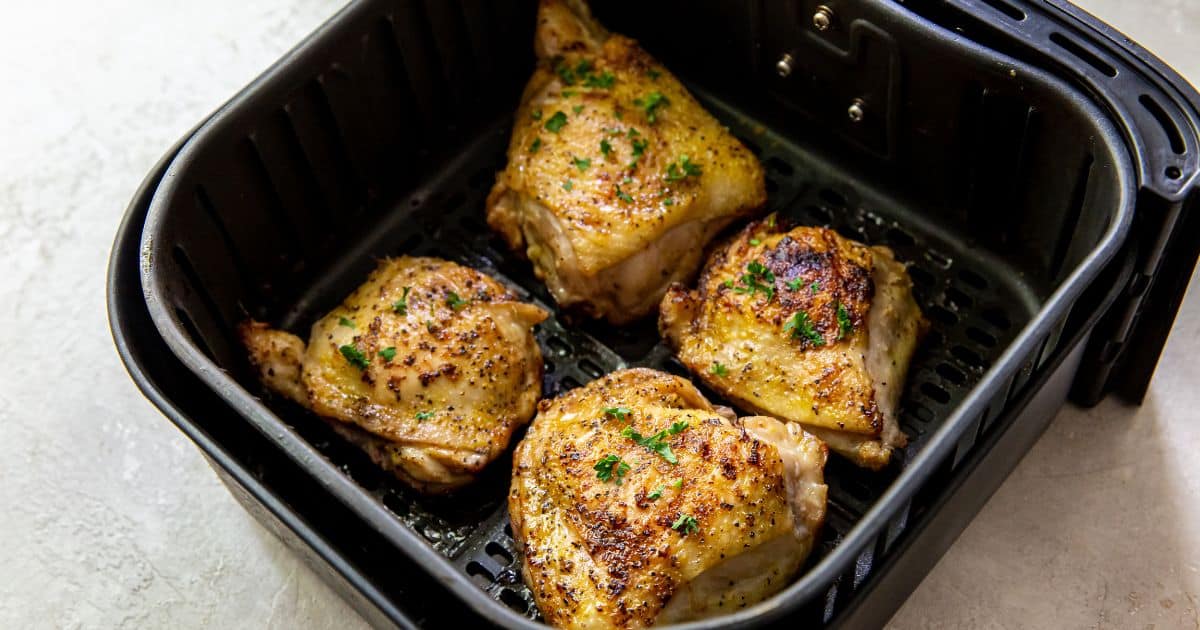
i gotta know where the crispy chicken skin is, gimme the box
[510,368,827,628]
[240,257,548,493]
[660,220,926,470]
[487,0,766,324]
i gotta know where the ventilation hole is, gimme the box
[1139,94,1186,154]
[382,492,411,517]
[737,136,763,155]
[766,156,795,177]
[885,227,915,248]
[817,189,845,208]
[908,266,934,286]
[559,376,581,390]
[171,245,233,340]
[546,337,572,356]
[921,382,951,404]
[174,307,216,361]
[1049,32,1117,78]
[765,177,779,194]
[909,403,934,423]
[486,541,514,565]
[958,268,988,290]
[466,561,495,587]
[936,363,967,385]
[504,523,514,538]
[577,358,604,379]
[805,204,834,224]
[982,307,1012,330]
[967,326,998,347]
[499,589,529,613]
[952,345,987,369]
[1166,166,1183,180]
[544,360,556,374]
[981,0,1025,20]
[945,287,974,308]
[928,305,958,326]
[663,357,689,376]
[925,249,952,269]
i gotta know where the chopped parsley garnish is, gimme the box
[338,316,355,328]
[672,514,699,535]
[663,198,674,206]
[664,155,702,182]
[621,425,685,465]
[392,287,410,315]
[615,184,633,204]
[614,109,624,120]
[562,179,574,191]
[647,69,661,80]
[584,70,615,89]
[750,238,761,246]
[529,137,542,153]
[339,345,369,370]
[562,89,575,98]
[785,311,824,346]
[556,61,577,85]
[648,486,664,500]
[445,292,469,310]
[604,407,632,421]
[812,281,821,294]
[786,278,804,291]
[629,137,648,169]
[671,478,683,489]
[415,411,435,421]
[378,346,397,362]
[722,279,734,289]
[575,59,593,75]
[711,362,728,376]
[767,214,777,227]
[634,91,669,123]
[733,261,776,301]
[600,138,612,156]
[531,109,542,120]
[544,111,568,133]
[594,454,630,485]
[572,156,591,172]
[573,104,584,114]
[836,302,853,340]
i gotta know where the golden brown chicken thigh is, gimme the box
[660,220,926,470]
[240,256,548,493]
[487,0,766,323]
[510,368,827,628]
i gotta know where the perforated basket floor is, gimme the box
[247,92,1030,621]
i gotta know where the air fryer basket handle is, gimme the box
[922,0,1200,403]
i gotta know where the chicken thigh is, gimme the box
[240,256,548,493]
[510,368,827,628]
[660,220,926,470]
[487,0,766,323]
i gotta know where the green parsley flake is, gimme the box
[563,179,574,191]
[648,486,664,500]
[711,362,728,376]
[635,91,669,123]
[750,238,761,246]
[562,89,575,98]
[647,69,662,81]
[378,347,397,362]
[573,104,584,114]
[672,514,699,535]
[836,302,854,340]
[621,424,686,465]
[584,71,615,89]
[392,287,410,314]
[556,61,576,85]
[531,109,542,120]
[594,454,630,485]
[415,411,435,421]
[572,156,591,172]
[733,261,776,301]
[785,311,824,346]
[615,184,633,204]
[664,155,702,182]
[786,278,805,291]
[604,407,632,421]
[811,281,821,294]
[600,138,612,156]
[627,128,641,138]
[671,479,683,489]
[445,292,469,310]
[338,316,354,328]
[530,137,542,153]
[575,59,593,75]
[614,109,624,120]
[339,345,369,370]
[663,198,674,206]
[544,111,568,133]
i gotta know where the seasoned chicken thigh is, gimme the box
[660,220,926,470]
[240,257,548,493]
[510,368,827,628]
[487,0,766,323]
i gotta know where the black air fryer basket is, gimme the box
[109,0,1200,627]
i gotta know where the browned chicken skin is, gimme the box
[487,0,766,323]
[510,368,827,628]
[240,256,548,493]
[660,220,926,470]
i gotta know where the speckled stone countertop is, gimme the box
[0,1,1195,627]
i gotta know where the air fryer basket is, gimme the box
[128,0,1199,627]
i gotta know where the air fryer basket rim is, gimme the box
[136,0,1136,628]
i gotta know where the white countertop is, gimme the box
[0,1,1195,627]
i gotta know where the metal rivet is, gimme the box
[848,99,866,122]
[813,5,835,31]
[776,53,794,78]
